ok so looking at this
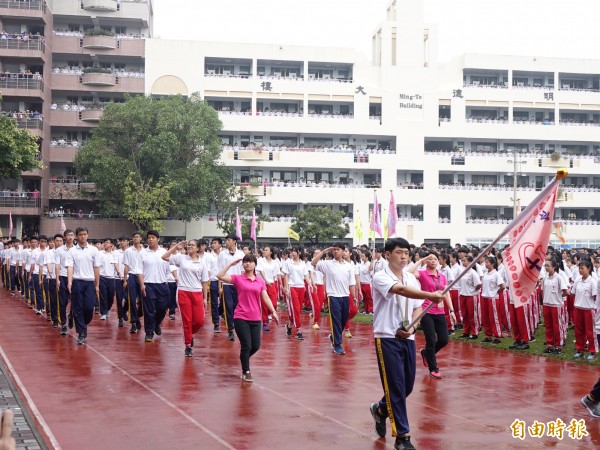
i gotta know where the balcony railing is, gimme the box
[0,0,46,11]
[0,38,45,53]
[1,112,43,130]
[0,75,43,91]
[0,194,41,208]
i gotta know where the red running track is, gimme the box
[0,289,599,450]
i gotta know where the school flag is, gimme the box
[250,209,257,241]
[60,216,66,234]
[369,210,374,241]
[8,213,12,238]
[287,228,300,241]
[370,192,382,237]
[383,209,388,240]
[354,210,363,243]
[387,191,398,238]
[235,208,243,241]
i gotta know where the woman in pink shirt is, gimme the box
[218,253,279,382]
[409,251,455,379]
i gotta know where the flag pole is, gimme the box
[402,169,568,332]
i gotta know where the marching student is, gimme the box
[138,230,170,342]
[458,255,482,340]
[448,252,463,328]
[217,233,245,341]
[66,227,101,345]
[541,259,568,354]
[571,260,597,361]
[55,229,75,335]
[98,238,119,321]
[257,245,280,331]
[217,253,279,382]
[114,237,129,327]
[28,236,44,315]
[369,238,445,450]
[438,253,455,334]
[358,250,374,314]
[162,240,209,357]
[495,253,511,335]
[208,237,222,333]
[479,256,505,344]
[282,246,311,341]
[123,231,144,334]
[311,243,356,355]
[46,234,62,328]
[309,248,326,329]
[343,249,362,338]
[166,241,179,320]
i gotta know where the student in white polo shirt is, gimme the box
[66,227,101,345]
[368,237,445,450]
[46,234,62,328]
[217,233,245,341]
[138,230,170,343]
[55,229,75,335]
[123,231,144,334]
[98,238,119,320]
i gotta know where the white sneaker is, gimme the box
[312,323,320,330]
[100,314,107,320]
[344,330,352,338]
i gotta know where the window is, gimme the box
[271,204,297,215]
[471,175,497,185]
[270,171,297,182]
[471,208,498,219]
[114,26,126,34]
[439,173,454,184]
[304,171,332,183]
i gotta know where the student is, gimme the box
[46,234,62,328]
[343,249,362,338]
[571,260,597,361]
[310,248,326,329]
[217,234,245,341]
[311,244,356,355]
[458,255,482,340]
[217,254,279,382]
[358,251,374,314]
[541,259,568,354]
[480,256,505,344]
[208,238,223,333]
[283,246,311,341]
[257,245,280,331]
[66,227,101,345]
[162,240,209,357]
[55,229,75,335]
[369,238,445,450]
[98,238,119,320]
[114,237,129,327]
[123,232,144,334]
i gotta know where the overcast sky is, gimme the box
[152,0,600,62]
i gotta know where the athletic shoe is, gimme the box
[241,371,253,383]
[52,321,58,328]
[100,314,107,320]
[587,354,597,362]
[369,403,386,438]
[295,332,304,341]
[328,334,334,349]
[228,331,235,341]
[154,325,162,336]
[68,313,74,329]
[543,347,554,354]
[46,315,52,322]
[94,306,99,314]
[420,348,427,368]
[145,333,153,342]
[262,324,270,332]
[394,436,416,450]
[448,330,455,336]
[467,335,478,340]
[76,334,85,345]
[36,309,42,315]
[184,347,193,358]
[573,352,584,359]
[136,320,142,330]
[286,324,292,337]
[492,339,501,344]
[169,314,176,320]
[459,333,470,339]
[312,323,320,330]
[508,341,522,349]
[516,343,529,350]
[118,318,124,327]
[344,330,352,338]
[213,325,221,333]
[60,326,67,336]
[581,395,600,418]
[429,370,442,379]
[130,323,138,334]
[481,337,492,343]
[333,346,345,355]
[191,338,194,348]
[554,347,562,354]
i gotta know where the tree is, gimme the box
[0,115,41,180]
[290,207,350,244]
[74,93,232,224]
[214,187,270,240]
[123,172,173,233]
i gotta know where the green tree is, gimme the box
[0,114,41,180]
[123,172,173,233]
[214,187,270,240]
[74,93,231,224]
[290,207,350,244]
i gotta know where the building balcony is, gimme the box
[1,112,43,131]
[0,0,48,20]
[80,109,103,121]
[48,181,96,201]
[0,76,44,97]
[82,35,117,49]
[81,72,117,86]
[51,73,144,93]
[82,0,117,12]
[0,38,45,59]
[49,145,79,163]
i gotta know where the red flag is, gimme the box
[250,209,257,241]
[235,208,243,241]
[8,212,12,238]
[387,191,398,238]
[370,192,382,237]
[503,183,559,308]
[60,216,66,234]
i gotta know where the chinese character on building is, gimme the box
[544,92,554,101]
[355,85,367,95]
[261,81,273,91]
[453,89,463,98]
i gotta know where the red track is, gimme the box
[0,289,598,449]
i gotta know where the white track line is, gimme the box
[0,345,62,450]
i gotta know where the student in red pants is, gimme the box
[480,256,505,344]
[283,247,311,341]
[343,249,362,338]
[508,290,533,350]
[162,240,209,357]
[358,251,374,314]
[310,248,326,329]
[257,246,280,331]
[541,259,568,354]
[571,260,597,361]
[458,255,481,340]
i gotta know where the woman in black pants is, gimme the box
[409,251,455,379]
[217,254,279,382]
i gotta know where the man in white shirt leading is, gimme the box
[369,237,445,450]
[217,233,245,341]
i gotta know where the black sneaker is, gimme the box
[136,320,142,330]
[76,334,85,345]
[184,347,193,357]
[68,313,74,329]
[60,326,68,335]
[46,315,52,322]
[52,321,59,328]
[508,341,521,349]
[459,333,470,338]
[516,343,529,350]
[118,318,124,327]
[145,333,153,342]
[481,337,492,343]
[130,323,138,334]
[154,325,162,336]
[94,306,99,314]
[228,331,235,341]
[369,403,386,437]
[295,332,304,341]
[213,325,221,333]
[286,324,292,337]
[169,314,176,320]
[394,436,416,450]
[467,335,478,340]
[492,339,501,344]
[543,347,554,354]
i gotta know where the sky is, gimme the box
[152,0,600,63]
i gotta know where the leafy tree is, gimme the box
[290,207,350,244]
[214,187,270,239]
[74,93,231,224]
[123,172,173,233]
[0,114,41,180]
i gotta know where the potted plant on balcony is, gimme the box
[83,66,113,74]
[550,151,562,162]
[84,29,115,37]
